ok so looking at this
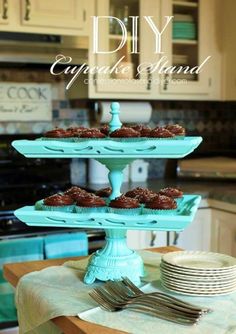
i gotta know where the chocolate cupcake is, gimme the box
[109,127,141,141]
[165,124,186,139]
[41,194,75,212]
[130,125,152,137]
[67,126,87,137]
[79,128,106,139]
[125,187,156,204]
[100,124,110,136]
[108,195,141,215]
[64,186,89,200]
[143,194,177,215]
[159,187,183,205]
[75,194,107,213]
[149,127,175,139]
[95,187,112,204]
[95,187,112,198]
[159,187,183,198]
[43,128,74,141]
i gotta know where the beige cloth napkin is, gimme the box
[15,251,236,334]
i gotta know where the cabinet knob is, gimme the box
[150,231,157,246]
[83,9,86,22]
[24,0,31,21]
[2,0,8,20]
[146,66,152,91]
[163,68,170,91]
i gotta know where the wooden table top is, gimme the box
[3,246,180,334]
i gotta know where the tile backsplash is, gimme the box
[148,101,236,179]
[0,99,90,135]
[150,101,236,153]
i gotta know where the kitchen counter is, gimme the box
[3,246,179,334]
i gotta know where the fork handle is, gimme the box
[127,299,201,320]
[124,305,198,326]
[137,292,210,313]
[133,295,202,316]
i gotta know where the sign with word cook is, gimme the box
[0,83,52,121]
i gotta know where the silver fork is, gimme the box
[104,281,203,317]
[122,277,212,314]
[89,288,200,326]
[96,284,201,320]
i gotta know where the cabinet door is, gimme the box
[21,0,86,30]
[173,209,212,251]
[211,210,236,257]
[222,0,236,100]
[91,0,157,97]
[158,0,212,96]
[0,0,9,25]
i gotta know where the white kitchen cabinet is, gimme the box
[0,0,92,35]
[127,229,169,249]
[127,208,212,251]
[173,208,212,251]
[157,0,221,100]
[222,0,236,100]
[88,0,158,99]
[0,0,8,25]
[127,230,151,250]
[211,209,236,256]
[20,0,87,31]
[71,0,221,100]
[127,202,236,255]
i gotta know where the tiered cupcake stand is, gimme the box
[12,102,202,285]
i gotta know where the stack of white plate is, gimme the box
[160,251,236,296]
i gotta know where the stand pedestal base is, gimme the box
[84,229,145,285]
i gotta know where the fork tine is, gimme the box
[122,277,141,294]
[104,281,136,300]
[89,290,115,312]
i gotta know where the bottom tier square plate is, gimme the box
[14,195,201,232]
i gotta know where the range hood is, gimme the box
[0,32,88,65]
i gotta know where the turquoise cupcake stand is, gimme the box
[13,102,202,285]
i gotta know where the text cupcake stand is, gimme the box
[13,102,202,285]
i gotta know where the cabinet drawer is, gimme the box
[20,0,86,30]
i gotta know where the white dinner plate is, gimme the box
[161,260,236,275]
[162,251,236,271]
[161,272,236,286]
[160,275,236,289]
[161,282,236,297]
[161,279,236,292]
[160,263,236,280]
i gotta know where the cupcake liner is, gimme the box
[41,137,75,142]
[142,208,177,215]
[41,204,75,212]
[174,136,185,140]
[102,197,111,205]
[148,137,175,140]
[109,138,143,142]
[35,200,43,210]
[75,206,107,213]
[75,138,108,142]
[108,207,141,215]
